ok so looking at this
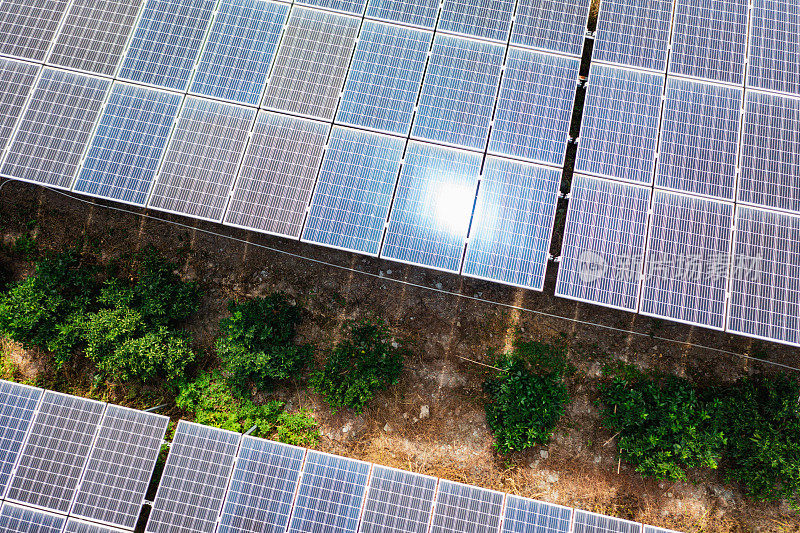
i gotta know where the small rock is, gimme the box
[435,282,442,290]
[593,455,602,464]
[403,412,409,419]
[412,417,419,424]
[528,461,539,469]
[546,473,559,484]
[379,270,384,277]
[666,492,673,498]
[383,423,393,433]
[386,269,392,274]
[342,421,353,434]
[420,405,430,419]
[539,449,549,459]
[391,341,399,348]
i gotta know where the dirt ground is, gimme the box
[1,181,799,532]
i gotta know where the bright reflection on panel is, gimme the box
[428,178,476,235]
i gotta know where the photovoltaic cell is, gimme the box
[572,510,641,533]
[748,0,800,96]
[0,503,65,533]
[640,192,733,330]
[5,391,106,514]
[336,21,431,136]
[73,82,182,206]
[224,112,329,238]
[359,466,437,533]
[70,405,169,529]
[463,158,560,290]
[2,68,111,190]
[655,78,741,201]
[262,7,359,120]
[365,0,439,29]
[217,437,305,533]
[47,0,145,77]
[643,527,681,533]
[381,142,481,273]
[669,0,748,86]
[437,0,515,42]
[0,0,69,62]
[0,380,42,498]
[145,421,240,533]
[575,64,663,184]
[555,174,650,312]
[739,90,800,214]
[149,97,255,222]
[593,0,673,72]
[412,35,504,151]
[727,206,800,346]
[501,495,572,533]
[65,519,131,533]
[118,0,216,91]
[190,0,289,106]
[429,480,503,533]
[510,0,592,57]
[302,127,405,256]
[286,451,370,533]
[0,58,39,153]
[489,49,579,166]
[296,0,368,16]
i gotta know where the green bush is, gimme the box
[484,341,570,454]
[11,234,36,259]
[216,294,310,393]
[311,318,404,413]
[275,410,320,447]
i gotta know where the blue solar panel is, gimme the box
[575,64,663,184]
[0,503,65,533]
[438,0,515,42]
[593,0,674,72]
[218,437,306,533]
[381,142,481,273]
[510,0,591,57]
[0,58,39,154]
[303,127,405,256]
[430,480,504,533]
[118,0,216,91]
[572,510,642,533]
[336,21,431,136]
[748,0,800,96]
[463,157,560,290]
[489,49,579,166]
[412,35,504,151]
[656,78,740,201]
[0,0,70,62]
[73,83,182,206]
[501,495,572,533]
[287,451,370,533]
[190,0,288,106]
[365,0,439,29]
[65,519,131,533]
[296,0,368,15]
[0,381,41,499]
[359,466,437,533]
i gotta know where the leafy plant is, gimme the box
[275,410,320,447]
[11,234,36,259]
[311,318,404,413]
[484,340,570,454]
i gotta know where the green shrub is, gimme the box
[216,294,310,393]
[311,318,404,413]
[82,307,145,362]
[484,341,570,454]
[11,234,36,259]
[275,410,320,447]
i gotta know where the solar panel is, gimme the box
[555,174,650,312]
[262,7,360,121]
[148,96,255,222]
[65,518,130,533]
[2,68,111,190]
[217,437,305,533]
[429,480,504,533]
[286,450,370,533]
[0,58,39,154]
[668,0,748,86]
[0,0,70,62]
[46,0,145,77]
[336,20,431,136]
[359,465,437,533]
[748,0,800,96]
[70,404,169,529]
[302,127,405,256]
[381,142,481,273]
[437,0,515,42]
[224,112,329,238]
[655,78,740,201]
[489,48,579,166]
[727,206,800,346]
[510,0,591,57]
[365,0,439,29]
[411,34,504,151]
[0,381,42,498]
[575,64,663,184]
[643,527,681,533]
[296,0,368,15]
[190,0,289,106]
[738,90,800,214]
[463,157,560,290]
[501,494,572,533]
[592,0,674,72]
[5,391,106,514]
[572,510,641,533]
[117,0,216,91]
[72,82,182,206]
[640,191,733,330]
[145,421,240,533]
[0,502,65,533]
